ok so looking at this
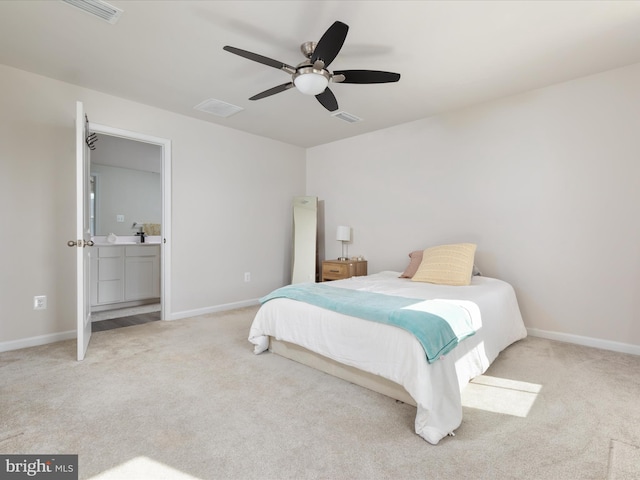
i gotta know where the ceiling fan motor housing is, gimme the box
[300,41,317,58]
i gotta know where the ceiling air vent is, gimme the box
[61,0,123,24]
[331,111,362,124]
[194,99,244,118]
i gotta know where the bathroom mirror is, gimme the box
[90,134,162,236]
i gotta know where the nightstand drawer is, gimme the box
[321,260,367,281]
[322,262,350,280]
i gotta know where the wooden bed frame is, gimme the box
[269,337,417,407]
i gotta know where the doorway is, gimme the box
[87,124,172,326]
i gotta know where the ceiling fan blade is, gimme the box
[311,21,349,68]
[223,46,296,73]
[333,70,401,84]
[249,82,294,101]
[315,88,339,112]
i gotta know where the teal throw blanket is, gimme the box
[260,283,476,363]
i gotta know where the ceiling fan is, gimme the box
[223,21,401,112]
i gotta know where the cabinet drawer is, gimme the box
[98,246,123,258]
[98,257,123,281]
[322,262,350,279]
[125,245,159,257]
[321,260,367,281]
[97,280,123,304]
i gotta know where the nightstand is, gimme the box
[321,259,368,282]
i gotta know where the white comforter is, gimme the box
[248,271,527,444]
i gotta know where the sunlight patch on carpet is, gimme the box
[89,456,202,480]
[608,439,640,479]
[461,375,541,417]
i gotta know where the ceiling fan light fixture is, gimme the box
[293,67,330,96]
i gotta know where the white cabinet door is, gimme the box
[124,246,160,301]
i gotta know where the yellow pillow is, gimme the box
[411,243,477,286]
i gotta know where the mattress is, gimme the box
[249,271,527,444]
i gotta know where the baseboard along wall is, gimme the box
[2,305,638,357]
[527,328,640,356]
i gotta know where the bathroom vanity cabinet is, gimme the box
[90,245,160,307]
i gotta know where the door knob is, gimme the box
[67,239,95,247]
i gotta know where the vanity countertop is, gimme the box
[92,235,161,246]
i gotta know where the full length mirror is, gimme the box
[90,134,162,236]
[292,196,318,284]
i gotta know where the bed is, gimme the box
[248,269,527,445]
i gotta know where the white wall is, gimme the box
[2,60,639,353]
[0,64,305,348]
[307,62,640,350]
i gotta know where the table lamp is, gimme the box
[336,226,351,261]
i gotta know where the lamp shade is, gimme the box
[294,72,329,95]
[336,226,351,242]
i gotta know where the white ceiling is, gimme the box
[1,1,640,148]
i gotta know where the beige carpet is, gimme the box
[1,306,639,480]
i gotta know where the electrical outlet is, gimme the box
[116,214,125,222]
[34,295,47,310]
[244,272,251,282]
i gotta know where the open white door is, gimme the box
[70,101,93,360]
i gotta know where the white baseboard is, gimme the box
[527,328,640,356]
[170,298,260,321]
[0,300,260,353]
[0,330,76,353]
[3,317,637,358]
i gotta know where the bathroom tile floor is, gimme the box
[91,303,161,332]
